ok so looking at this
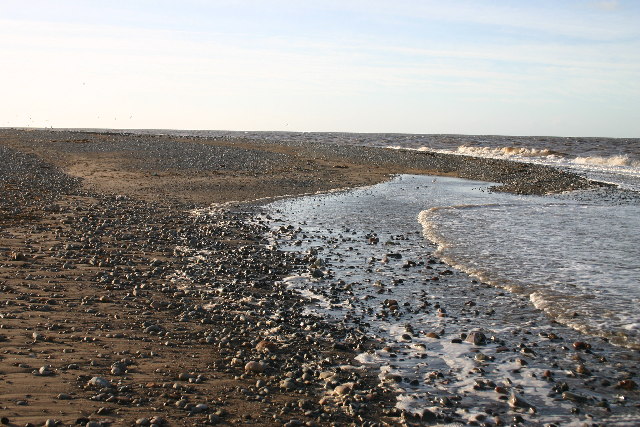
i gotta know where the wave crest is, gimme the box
[573,154,640,168]
[456,145,563,158]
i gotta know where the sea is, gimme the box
[136,129,640,423]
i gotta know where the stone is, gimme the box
[280,379,296,390]
[88,376,111,388]
[194,403,209,412]
[508,393,534,409]
[38,365,54,376]
[576,364,591,375]
[617,379,638,390]
[465,331,486,345]
[333,383,353,395]
[562,391,589,403]
[149,417,166,426]
[573,341,591,350]
[245,361,265,373]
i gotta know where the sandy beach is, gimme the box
[1,129,637,427]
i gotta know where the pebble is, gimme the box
[616,379,638,390]
[245,360,265,373]
[36,365,54,376]
[333,383,353,395]
[573,341,591,350]
[562,391,589,403]
[87,377,111,388]
[465,331,487,345]
[508,393,534,410]
[280,378,296,390]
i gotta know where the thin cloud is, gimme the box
[593,0,620,11]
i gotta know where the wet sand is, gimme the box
[0,129,634,426]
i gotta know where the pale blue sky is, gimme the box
[1,0,639,136]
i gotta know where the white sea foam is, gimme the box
[573,154,640,167]
[456,145,563,158]
[420,198,640,349]
[390,142,640,191]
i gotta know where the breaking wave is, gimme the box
[573,154,640,168]
[455,145,564,158]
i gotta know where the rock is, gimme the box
[310,268,324,278]
[144,325,162,334]
[111,362,126,375]
[244,361,265,373]
[576,364,591,375]
[149,417,166,426]
[573,341,591,350]
[178,372,194,381]
[562,391,589,403]
[333,383,353,395]
[280,379,296,390]
[256,340,278,352]
[38,365,54,376]
[465,331,486,345]
[56,393,72,400]
[616,379,638,390]
[10,251,26,261]
[87,377,111,388]
[508,393,534,410]
[319,371,336,381]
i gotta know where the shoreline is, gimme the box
[0,129,607,204]
[266,174,640,425]
[1,129,636,426]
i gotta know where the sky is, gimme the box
[1,0,639,137]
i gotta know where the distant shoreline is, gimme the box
[0,128,605,205]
